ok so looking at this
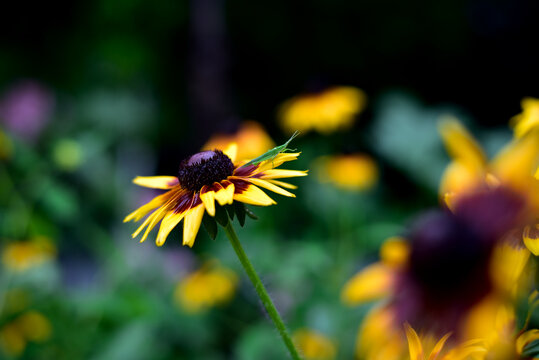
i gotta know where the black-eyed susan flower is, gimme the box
[279,86,366,135]
[342,189,534,360]
[293,329,337,360]
[511,97,539,138]
[0,311,51,357]
[315,153,378,191]
[173,260,238,313]
[125,143,307,247]
[202,120,275,162]
[438,117,539,255]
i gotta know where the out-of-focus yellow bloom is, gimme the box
[173,261,238,313]
[2,237,56,271]
[293,329,337,360]
[0,311,52,357]
[316,154,378,191]
[342,237,408,305]
[439,117,539,255]
[511,97,539,138]
[279,86,366,135]
[202,121,275,162]
[404,323,487,360]
[0,129,13,160]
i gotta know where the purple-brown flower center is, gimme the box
[178,150,234,192]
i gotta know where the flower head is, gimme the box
[125,143,307,247]
[316,153,378,191]
[2,237,56,272]
[279,86,366,135]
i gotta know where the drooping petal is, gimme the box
[523,224,539,256]
[233,184,276,206]
[134,206,168,243]
[124,191,172,222]
[214,181,235,206]
[404,323,424,360]
[183,205,205,247]
[223,143,238,163]
[258,169,308,180]
[200,187,216,216]
[133,176,179,189]
[341,263,394,305]
[490,242,530,295]
[156,211,186,246]
[266,179,298,189]
[245,177,295,197]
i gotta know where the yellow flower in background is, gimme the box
[293,329,337,360]
[438,117,539,255]
[2,237,56,271]
[0,129,13,160]
[202,121,275,162]
[279,86,366,135]
[510,97,539,138]
[173,261,238,313]
[316,154,378,191]
[0,311,51,357]
[342,189,535,360]
[125,143,307,247]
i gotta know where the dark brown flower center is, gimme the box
[178,150,234,192]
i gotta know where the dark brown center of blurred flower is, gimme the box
[178,150,234,192]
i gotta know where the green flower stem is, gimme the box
[223,222,302,360]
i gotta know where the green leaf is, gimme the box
[214,205,230,227]
[202,214,218,240]
[225,205,235,221]
[241,131,299,168]
[522,339,539,358]
[235,202,246,227]
[245,207,258,220]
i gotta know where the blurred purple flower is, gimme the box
[0,80,55,141]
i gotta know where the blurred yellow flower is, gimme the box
[202,121,275,162]
[0,129,13,160]
[0,311,52,357]
[173,261,238,313]
[279,86,366,135]
[316,154,378,191]
[510,97,539,138]
[2,237,56,271]
[293,329,337,360]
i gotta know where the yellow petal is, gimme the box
[491,130,539,186]
[439,161,483,198]
[380,237,409,268]
[511,97,539,138]
[341,263,393,305]
[516,329,539,355]
[428,332,451,360]
[223,143,238,163]
[266,179,298,189]
[156,211,186,246]
[258,169,308,180]
[404,323,424,360]
[200,188,216,216]
[134,206,168,242]
[133,176,179,189]
[438,117,487,171]
[233,184,276,206]
[214,182,235,206]
[124,192,171,222]
[524,224,539,256]
[183,205,205,247]
[247,177,295,197]
[491,242,530,295]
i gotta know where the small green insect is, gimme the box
[241,131,300,168]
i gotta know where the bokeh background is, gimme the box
[1,0,539,359]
